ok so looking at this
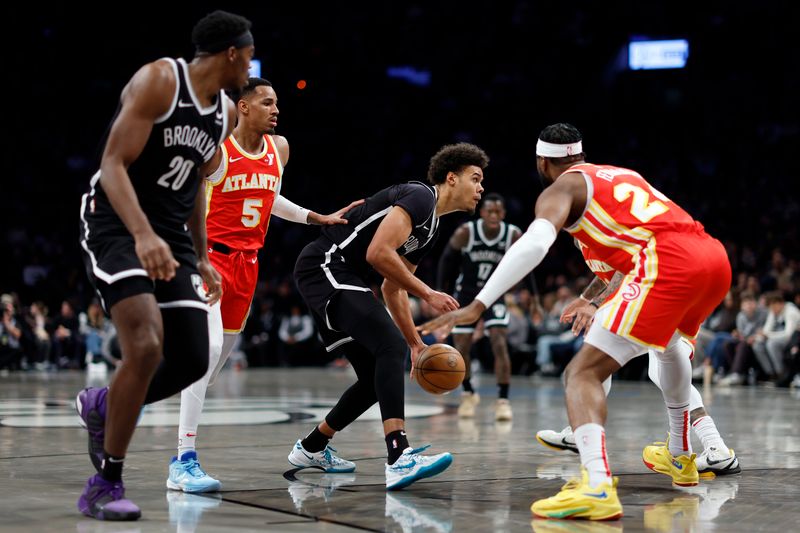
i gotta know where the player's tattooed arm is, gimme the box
[580,276,608,305]
[593,272,624,307]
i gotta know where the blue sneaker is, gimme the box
[167,451,222,493]
[287,439,356,473]
[75,387,108,473]
[385,445,452,490]
[77,473,141,521]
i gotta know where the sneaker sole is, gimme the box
[531,509,624,521]
[166,479,221,493]
[387,454,453,491]
[75,390,103,474]
[536,435,579,454]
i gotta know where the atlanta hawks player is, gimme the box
[421,123,731,520]
[537,243,740,478]
[167,78,361,493]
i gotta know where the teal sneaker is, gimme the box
[385,445,452,490]
[166,451,221,493]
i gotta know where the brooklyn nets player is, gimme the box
[74,11,254,521]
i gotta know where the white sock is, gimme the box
[574,423,612,488]
[655,335,693,457]
[666,402,691,456]
[692,415,727,451]
[177,304,227,459]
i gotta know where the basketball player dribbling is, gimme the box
[75,11,253,521]
[288,143,488,490]
[421,123,732,520]
[166,77,363,493]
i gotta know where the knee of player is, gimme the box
[125,325,163,364]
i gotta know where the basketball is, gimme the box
[414,344,465,394]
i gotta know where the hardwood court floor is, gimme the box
[1,366,799,532]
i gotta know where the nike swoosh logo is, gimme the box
[185,433,197,437]
[178,100,195,108]
[229,156,243,163]
[585,491,608,499]
[705,456,733,466]
[394,459,416,471]
[301,450,314,460]
[562,437,574,446]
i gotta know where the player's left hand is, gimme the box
[317,199,366,225]
[198,259,223,305]
[417,300,485,337]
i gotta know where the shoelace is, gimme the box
[323,446,345,465]
[186,458,208,478]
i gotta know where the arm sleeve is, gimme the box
[272,195,310,224]
[475,218,557,307]
[436,243,461,293]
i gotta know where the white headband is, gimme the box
[536,139,583,158]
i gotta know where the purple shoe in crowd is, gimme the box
[78,473,141,521]
[75,386,108,473]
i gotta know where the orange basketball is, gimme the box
[414,344,465,395]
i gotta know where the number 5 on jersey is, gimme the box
[242,198,263,227]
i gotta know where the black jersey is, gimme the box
[455,219,519,296]
[321,181,439,278]
[82,57,229,262]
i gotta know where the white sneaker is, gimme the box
[495,399,512,421]
[287,439,356,473]
[385,492,453,533]
[696,446,741,477]
[536,426,578,453]
[385,445,452,490]
[790,374,800,389]
[457,392,480,418]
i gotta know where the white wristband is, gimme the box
[475,218,557,307]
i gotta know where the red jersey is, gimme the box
[564,163,703,275]
[205,134,283,251]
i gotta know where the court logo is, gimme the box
[190,274,206,299]
[621,282,641,302]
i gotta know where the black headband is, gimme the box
[196,30,254,54]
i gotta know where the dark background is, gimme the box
[5,2,799,310]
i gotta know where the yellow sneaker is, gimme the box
[642,441,698,486]
[531,469,623,521]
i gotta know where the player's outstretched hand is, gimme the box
[418,300,485,338]
[198,259,223,306]
[135,231,179,281]
[318,199,366,225]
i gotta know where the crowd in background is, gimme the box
[4,5,798,388]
